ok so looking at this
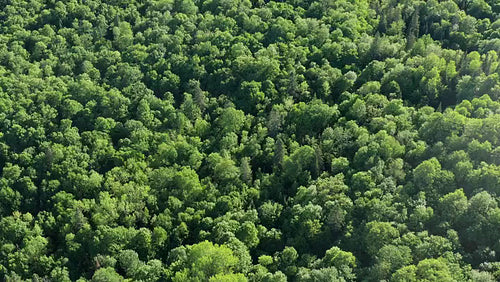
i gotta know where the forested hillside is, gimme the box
[1,0,500,281]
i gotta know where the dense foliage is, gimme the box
[1,0,500,281]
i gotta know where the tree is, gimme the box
[92,267,124,282]
[282,145,318,193]
[415,258,455,282]
[216,107,246,135]
[364,221,400,256]
[371,245,412,280]
[287,100,339,139]
[410,158,456,201]
[437,189,468,227]
[170,241,242,281]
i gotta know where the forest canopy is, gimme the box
[1,0,500,281]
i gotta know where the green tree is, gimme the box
[170,241,241,281]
